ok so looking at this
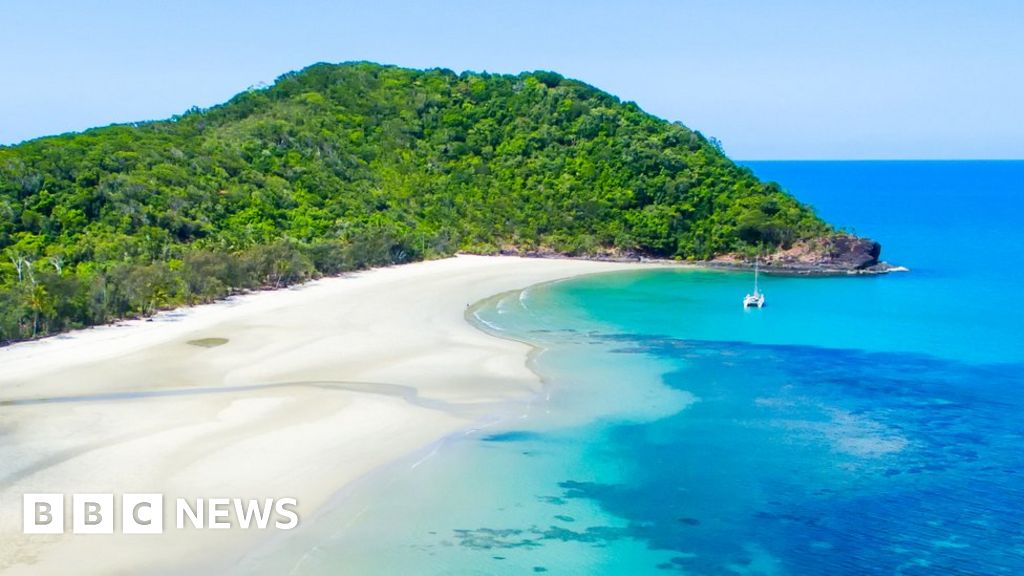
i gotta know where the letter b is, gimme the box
[73,494,114,534]
[23,494,64,534]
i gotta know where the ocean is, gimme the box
[255,161,1024,574]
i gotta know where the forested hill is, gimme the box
[0,61,832,342]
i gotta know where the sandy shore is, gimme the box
[0,255,644,575]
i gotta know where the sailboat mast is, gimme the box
[754,258,759,294]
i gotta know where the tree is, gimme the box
[26,283,55,338]
[0,62,833,344]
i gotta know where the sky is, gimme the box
[2,0,1021,159]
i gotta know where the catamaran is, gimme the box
[743,258,766,308]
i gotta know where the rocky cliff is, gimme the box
[712,234,901,275]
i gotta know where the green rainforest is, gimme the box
[0,62,830,342]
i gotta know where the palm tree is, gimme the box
[26,284,54,338]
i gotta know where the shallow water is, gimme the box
[256,161,1024,575]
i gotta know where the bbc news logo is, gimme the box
[23,494,299,534]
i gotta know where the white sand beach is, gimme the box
[0,255,643,575]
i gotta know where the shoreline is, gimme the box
[0,249,908,352]
[496,252,907,276]
[0,255,646,575]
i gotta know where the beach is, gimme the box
[0,254,643,575]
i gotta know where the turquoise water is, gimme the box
[259,161,1024,574]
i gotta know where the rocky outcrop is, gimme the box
[767,234,881,270]
[711,234,902,275]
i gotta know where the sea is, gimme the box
[251,161,1024,575]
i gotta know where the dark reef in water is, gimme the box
[563,333,1024,574]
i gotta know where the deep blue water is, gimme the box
[269,161,1024,575]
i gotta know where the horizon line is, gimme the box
[736,158,1024,162]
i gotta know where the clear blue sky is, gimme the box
[2,0,1021,158]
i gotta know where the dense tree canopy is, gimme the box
[0,61,830,343]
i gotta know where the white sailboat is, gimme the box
[743,258,766,308]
